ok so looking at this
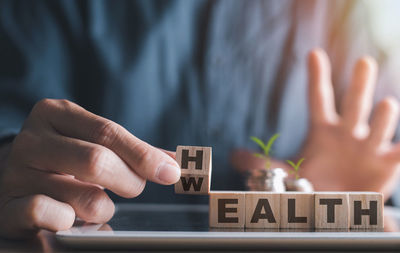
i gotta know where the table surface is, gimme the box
[0,205,399,253]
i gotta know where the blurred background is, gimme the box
[1,0,400,204]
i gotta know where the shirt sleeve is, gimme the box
[0,3,31,139]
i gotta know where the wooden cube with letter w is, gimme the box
[174,146,212,195]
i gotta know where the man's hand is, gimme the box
[231,49,400,200]
[300,49,400,197]
[0,99,180,238]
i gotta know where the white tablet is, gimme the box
[56,203,400,250]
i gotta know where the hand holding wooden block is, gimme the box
[174,146,212,195]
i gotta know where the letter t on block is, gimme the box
[315,192,349,229]
[349,192,383,229]
[174,146,212,195]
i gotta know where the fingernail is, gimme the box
[157,163,181,184]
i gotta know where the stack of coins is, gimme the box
[285,178,314,192]
[246,168,287,192]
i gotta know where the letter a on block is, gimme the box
[174,146,212,195]
[245,192,280,228]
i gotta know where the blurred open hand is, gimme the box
[232,49,400,199]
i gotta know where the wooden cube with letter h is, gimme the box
[349,192,383,229]
[174,146,212,195]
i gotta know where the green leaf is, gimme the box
[295,158,305,171]
[265,133,280,156]
[250,136,267,152]
[286,160,296,169]
[252,153,266,159]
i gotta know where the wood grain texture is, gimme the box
[209,191,245,228]
[175,146,212,175]
[315,192,349,229]
[349,192,384,229]
[174,174,210,195]
[174,146,212,195]
[245,192,280,228]
[280,193,315,229]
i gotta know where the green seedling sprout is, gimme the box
[250,133,280,170]
[286,158,305,180]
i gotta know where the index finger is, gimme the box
[307,49,338,125]
[32,99,180,185]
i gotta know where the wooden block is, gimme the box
[175,146,212,175]
[349,192,383,229]
[279,228,313,232]
[174,174,210,195]
[209,191,245,228]
[315,192,349,229]
[280,193,314,229]
[174,146,212,195]
[315,228,349,232]
[245,228,280,232]
[209,228,245,232]
[245,192,280,228]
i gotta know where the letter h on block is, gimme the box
[174,146,212,195]
[349,192,383,229]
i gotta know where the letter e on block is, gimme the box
[209,191,245,228]
[349,192,383,229]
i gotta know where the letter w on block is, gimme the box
[181,176,203,192]
[174,146,212,195]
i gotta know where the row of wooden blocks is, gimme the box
[173,146,384,229]
[209,191,383,229]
